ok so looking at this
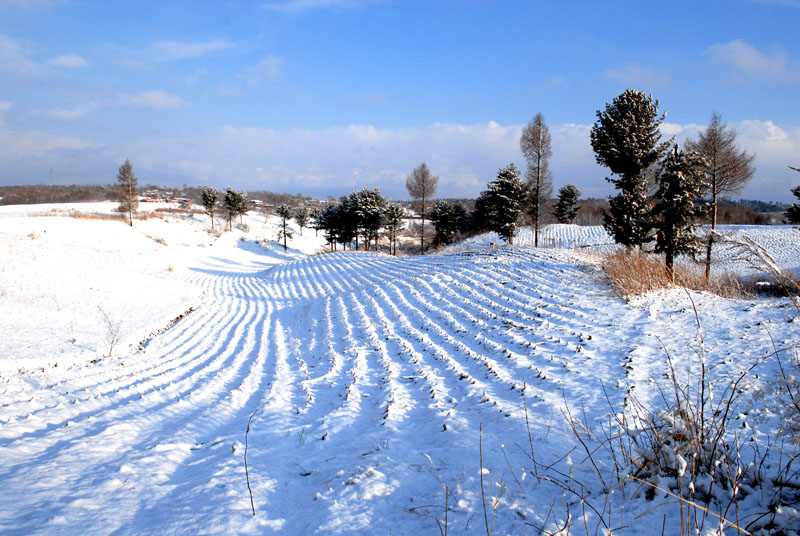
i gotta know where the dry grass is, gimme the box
[66,211,125,222]
[603,250,745,299]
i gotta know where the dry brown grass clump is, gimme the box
[603,249,744,299]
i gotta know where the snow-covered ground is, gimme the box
[1,204,798,534]
[452,223,800,275]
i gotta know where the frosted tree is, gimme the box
[553,184,581,224]
[293,206,309,236]
[275,204,293,250]
[685,112,755,279]
[520,112,553,246]
[201,187,218,230]
[786,184,800,224]
[223,188,247,231]
[590,89,669,249]
[383,202,406,255]
[310,207,323,236]
[652,145,707,278]
[430,200,468,247]
[350,188,388,251]
[405,162,438,254]
[474,163,527,244]
[117,159,138,227]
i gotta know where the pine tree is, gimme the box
[293,206,309,236]
[553,184,581,224]
[382,202,406,255]
[117,159,138,227]
[430,201,469,247]
[786,185,800,224]
[350,188,387,251]
[474,163,527,244]
[590,89,669,249]
[520,113,553,247]
[275,204,293,250]
[652,145,707,277]
[223,188,247,231]
[310,207,323,236]
[201,187,218,230]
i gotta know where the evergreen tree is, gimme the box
[117,159,139,227]
[275,204,293,250]
[520,113,553,247]
[590,89,669,249]
[383,202,406,255]
[201,187,218,230]
[652,145,707,277]
[786,185,800,224]
[350,188,388,251]
[223,188,247,231]
[430,201,468,246]
[474,163,527,244]
[310,207,323,236]
[318,204,341,251]
[293,206,309,236]
[553,184,581,224]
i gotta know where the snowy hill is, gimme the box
[1,204,798,534]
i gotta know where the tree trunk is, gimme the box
[420,199,426,255]
[704,189,718,281]
[534,155,541,248]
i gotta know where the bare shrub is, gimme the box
[69,211,125,222]
[603,250,745,299]
[145,235,167,246]
[97,305,121,358]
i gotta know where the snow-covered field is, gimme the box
[453,223,800,275]
[1,204,799,534]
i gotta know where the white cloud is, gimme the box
[705,39,791,80]
[41,103,98,120]
[240,54,284,86]
[0,33,42,76]
[2,119,798,203]
[604,63,672,89]
[48,54,88,68]
[152,39,234,62]
[118,90,185,109]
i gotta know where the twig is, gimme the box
[480,422,490,536]
[626,474,753,535]
[245,411,257,516]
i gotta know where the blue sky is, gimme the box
[1,0,799,202]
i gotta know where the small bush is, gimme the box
[603,249,744,299]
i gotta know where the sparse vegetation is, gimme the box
[117,159,139,227]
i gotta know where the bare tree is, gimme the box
[685,112,755,279]
[520,113,553,247]
[117,159,138,227]
[405,162,438,254]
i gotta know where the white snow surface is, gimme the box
[1,204,798,534]
[451,223,800,275]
